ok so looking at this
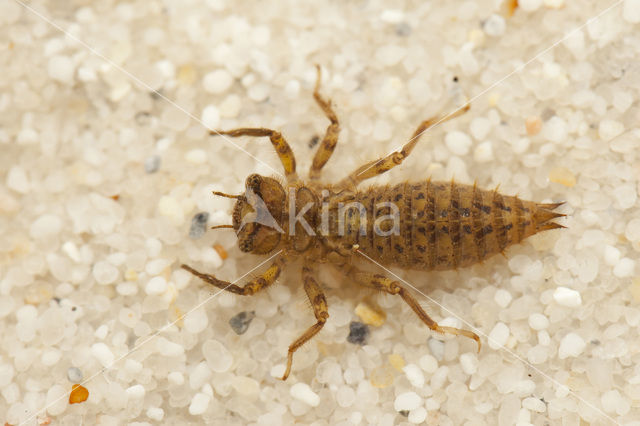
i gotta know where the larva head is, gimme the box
[232,174,285,254]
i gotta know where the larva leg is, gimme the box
[281,264,329,380]
[345,266,481,351]
[180,255,286,295]
[337,104,470,188]
[309,65,340,181]
[210,127,299,183]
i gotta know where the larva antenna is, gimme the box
[212,191,243,200]
[210,224,235,230]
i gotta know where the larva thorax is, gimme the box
[230,174,564,270]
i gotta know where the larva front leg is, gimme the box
[209,127,299,183]
[344,264,481,351]
[337,104,470,189]
[181,255,287,295]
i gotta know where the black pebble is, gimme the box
[229,311,256,335]
[347,321,370,345]
[189,212,209,239]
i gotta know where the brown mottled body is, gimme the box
[327,181,563,271]
[182,66,565,380]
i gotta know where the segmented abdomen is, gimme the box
[335,181,563,271]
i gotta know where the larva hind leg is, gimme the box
[337,104,470,189]
[209,127,299,183]
[280,264,329,380]
[309,65,341,181]
[344,265,481,351]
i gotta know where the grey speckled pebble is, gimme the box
[189,212,209,239]
[144,155,161,173]
[67,366,83,382]
[229,311,256,335]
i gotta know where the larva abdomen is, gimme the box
[348,180,564,271]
